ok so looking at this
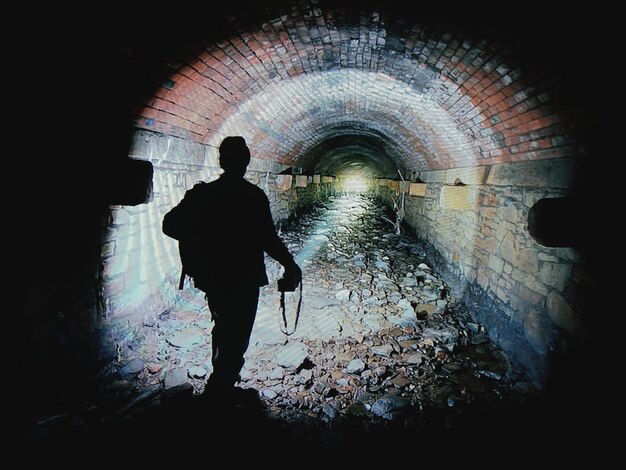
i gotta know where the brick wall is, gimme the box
[131,3,586,174]
[377,157,585,385]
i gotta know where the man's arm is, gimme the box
[259,192,302,282]
[162,183,204,240]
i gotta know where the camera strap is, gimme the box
[280,282,303,336]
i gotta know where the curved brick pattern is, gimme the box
[206,70,479,171]
[133,1,583,172]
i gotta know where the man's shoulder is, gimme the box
[243,179,265,191]
[241,179,269,199]
[189,177,268,201]
[188,180,210,190]
[185,181,211,197]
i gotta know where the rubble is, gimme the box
[42,195,536,450]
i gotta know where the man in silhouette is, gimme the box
[163,136,302,399]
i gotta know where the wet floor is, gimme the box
[23,195,541,453]
[242,195,536,422]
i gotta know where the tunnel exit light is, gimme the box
[340,176,371,193]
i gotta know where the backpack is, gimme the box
[162,182,209,288]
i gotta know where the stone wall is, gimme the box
[376,157,584,385]
[102,130,331,322]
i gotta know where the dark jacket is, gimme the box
[163,173,295,288]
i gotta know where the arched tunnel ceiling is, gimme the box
[304,132,399,176]
[128,1,585,172]
[211,70,478,173]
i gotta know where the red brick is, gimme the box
[124,8,584,173]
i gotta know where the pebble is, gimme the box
[269,367,285,380]
[119,358,145,378]
[276,342,309,369]
[164,369,187,389]
[404,353,423,364]
[322,403,338,418]
[346,359,366,374]
[166,329,204,348]
[147,363,162,374]
[261,389,278,399]
[371,344,394,357]
[371,395,411,418]
[187,366,207,379]
[335,289,351,301]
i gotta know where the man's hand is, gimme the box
[283,262,302,287]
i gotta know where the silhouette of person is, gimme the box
[163,136,302,400]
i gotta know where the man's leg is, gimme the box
[205,284,259,393]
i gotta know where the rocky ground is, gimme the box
[243,195,536,423]
[22,194,539,454]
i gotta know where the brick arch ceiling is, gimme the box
[133,1,581,173]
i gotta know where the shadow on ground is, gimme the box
[22,384,592,462]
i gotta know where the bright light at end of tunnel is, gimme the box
[339,176,371,193]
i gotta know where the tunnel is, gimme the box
[23,1,610,457]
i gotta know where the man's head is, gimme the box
[219,136,251,176]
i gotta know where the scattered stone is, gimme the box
[336,378,350,387]
[276,342,309,369]
[119,358,145,378]
[390,374,411,387]
[423,327,458,344]
[313,381,330,395]
[107,195,535,439]
[396,313,417,328]
[371,395,411,419]
[308,296,337,309]
[375,260,389,270]
[322,403,338,418]
[164,369,188,389]
[261,389,278,399]
[435,346,451,360]
[166,329,204,348]
[187,366,207,379]
[373,365,387,377]
[371,344,394,357]
[362,296,380,306]
[399,338,419,349]
[335,289,351,301]
[414,304,437,316]
[345,402,368,417]
[346,359,366,374]
[269,367,285,380]
[299,369,313,382]
[147,363,162,374]
[404,353,423,364]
